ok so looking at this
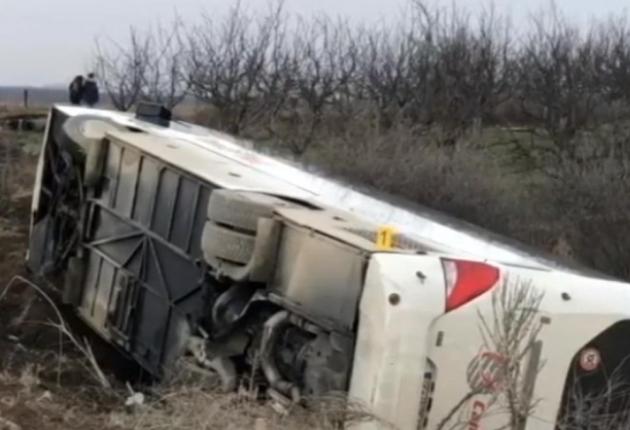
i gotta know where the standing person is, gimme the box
[82,73,100,107]
[68,75,84,105]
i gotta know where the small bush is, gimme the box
[536,128,630,278]
[303,120,541,243]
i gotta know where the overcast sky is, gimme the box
[1,0,629,86]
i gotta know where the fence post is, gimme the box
[23,89,29,108]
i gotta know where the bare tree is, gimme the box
[95,29,150,111]
[282,16,359,154]
[96,19,191,112]
[404,3,514,143]
[602,17,630,112]
[93,0,630,155]
[358,23,418,128]
[255,3,294,126]
[517,9,608,150]
[142,20,190,109]
[186,2,286,134]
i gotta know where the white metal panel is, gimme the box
[348,253,446,430]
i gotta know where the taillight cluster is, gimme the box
[442,259,500,312]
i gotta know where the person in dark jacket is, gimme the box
[82,73,100,107]
[68,75,84,105]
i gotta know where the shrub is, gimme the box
[537,127,630,278]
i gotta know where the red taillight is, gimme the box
[442,259,500,312]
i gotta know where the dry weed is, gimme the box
[0,276,111,389]
[106,364,382,430]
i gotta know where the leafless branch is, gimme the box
[0,276,111,389]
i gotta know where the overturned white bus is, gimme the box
[26,104,630,429]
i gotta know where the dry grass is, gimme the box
[109,377,380,430]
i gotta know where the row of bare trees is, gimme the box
[95,21,189,111]
[94,1,630,151]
